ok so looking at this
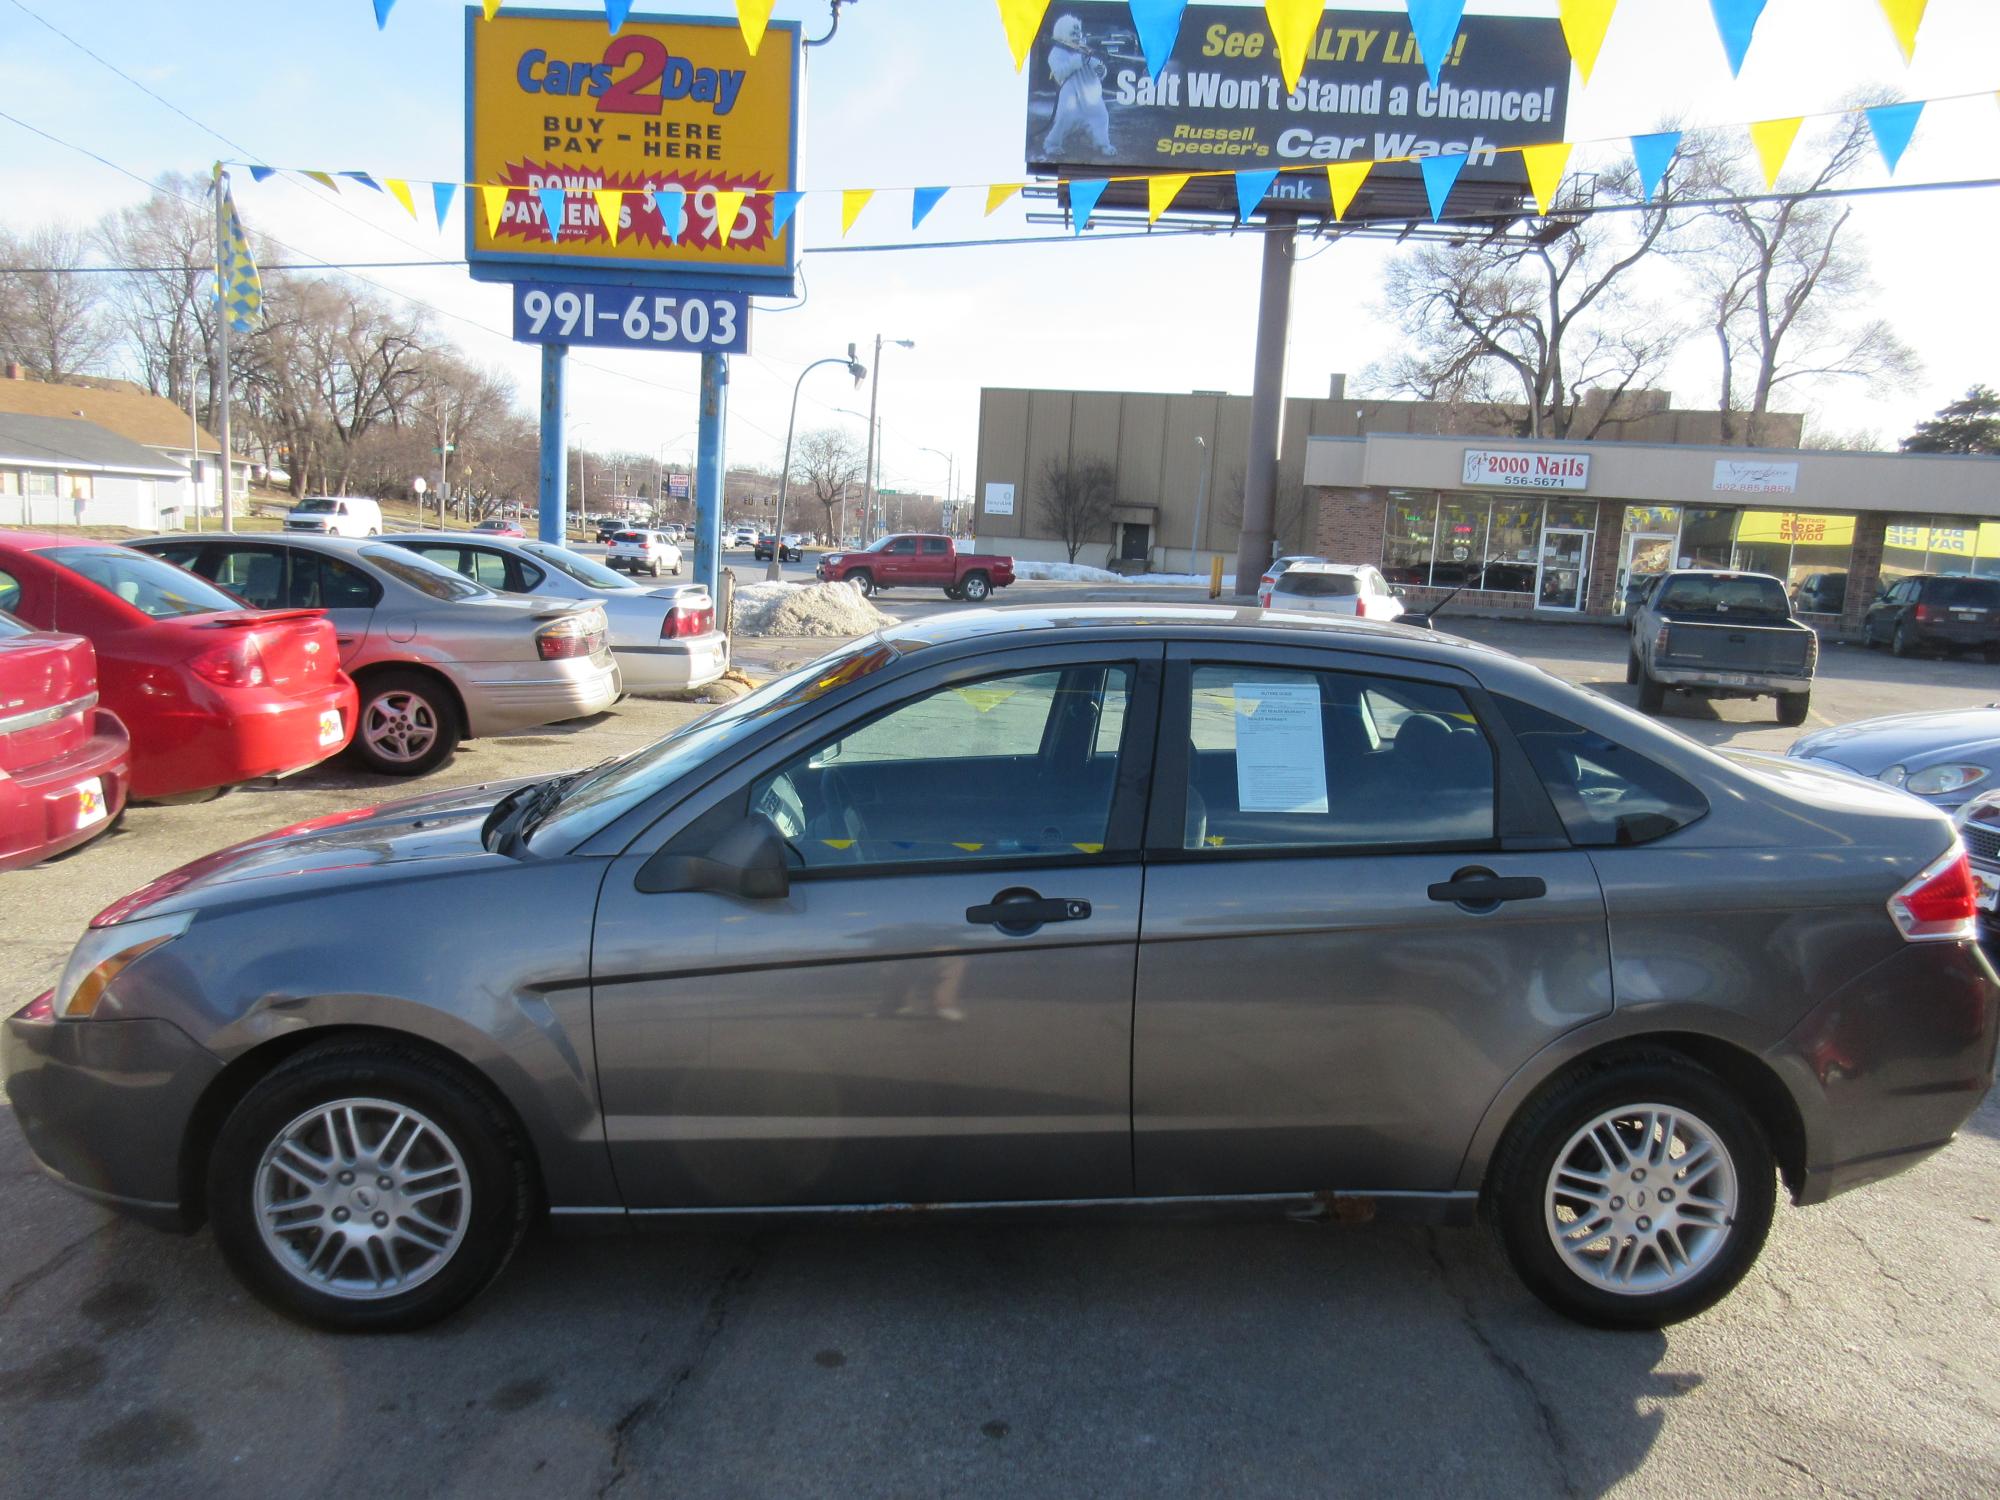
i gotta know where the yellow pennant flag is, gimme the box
[384,178,418,219]
[477,183,509,237]
[304,170,340,192]
[711,189,747,243]
[481,0,503,17]
[1877,0,1927,63]
[1558,0,1618,85]
[737,0,775,55]
[594,189,624,243]
[1748,116,1803,190]
[841,188,875,236]
[985,182,1024,216]
[1147,173,1190,223]
[1519,142,1573,215]
[995,0,1052,71]
[1325,161,1371,221]
[1264,0,1322,94]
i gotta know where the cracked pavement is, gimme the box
[3,609,1998,1496]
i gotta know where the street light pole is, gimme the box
[772,346,868,581]
[861,335,914,545]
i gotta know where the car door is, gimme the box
[914,537,952,585]
[589,644,1163,1209]
[1865,579,1907,642]
[1131,643,1613,1198]
[182,541,290,611]
[280,547,381,667]
[874,536,918,584]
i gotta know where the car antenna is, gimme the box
[1408,551,1491,630]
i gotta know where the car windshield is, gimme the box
[1929,578,2000,608]
[1655,574,1790,620]
[0,610,31,638]
[294,499,340,513]
[522,541,639,591]
[527,639,900,850]
[359,546,491,600]
[45,545,245,618]
[1277,572,1360,597]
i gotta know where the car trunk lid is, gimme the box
[0,629,98,774]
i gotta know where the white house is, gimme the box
[0,413,191,530]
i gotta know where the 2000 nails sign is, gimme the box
[466,9,799,282]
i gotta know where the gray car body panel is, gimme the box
[1791,706,2000,811]
[5,607,1994,1232]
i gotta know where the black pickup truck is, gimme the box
[1628,569,1819,726]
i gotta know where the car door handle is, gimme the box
[1427,873,1546,906]
[966,891,1091,931]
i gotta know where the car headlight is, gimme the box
[52,911,192,1018]
[1904,764,1991,797]
[824,554,843,566]
[1879,765,1909,789]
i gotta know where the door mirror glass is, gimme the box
[636,815,791,899]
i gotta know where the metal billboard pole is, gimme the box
[537,344,567,544]
[1234,213,1295,594]
[694,352,728,598]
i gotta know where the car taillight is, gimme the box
[1913,604,1931,622]
[536,616,598,660]
[1887,845,1978,943]
[1654,624,1671,655]
[661,603,714,639]
[190,635,267,688]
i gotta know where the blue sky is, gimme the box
[2,0,1996,495]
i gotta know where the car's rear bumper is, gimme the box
[1779,940,2000,1205]
[130,678,359,800]
[2,998,220,1230]
[462,655,621,736]
[0,711,131,871]
[1650,663,1814,695]
[613,634,729,694]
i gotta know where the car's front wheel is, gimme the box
[1489,1055,1774,1329]
[849,569,875,597]
[1893,622,1915,658]
[207,1040,532,1331]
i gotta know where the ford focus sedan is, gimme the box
[4,608,1994,1333]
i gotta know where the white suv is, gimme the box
[606,529,683,577]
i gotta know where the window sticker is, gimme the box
[1231,681,1328,814]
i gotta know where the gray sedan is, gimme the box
[134,534,621,774]
[5,608,1995,1333]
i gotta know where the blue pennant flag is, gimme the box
[1708,0,1768,76]
[768,190,802,235]
[1129,0,1187,80]
[1234,168,1278,221]
[1419,152,1467,221]
[341,171,382,192]
[536,186,566,241]
[603,0,633,33]
[1407,0,1467,87]
[652,188,687,242]
[1629,131,1682,202]
[1067,178,1108,233]
[1864,101,1924,176]
[247,165,276,183]
[373,0,395,29]
[911,186,948,229]
[431,181,457,230]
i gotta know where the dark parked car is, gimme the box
[5,608,1995,1334]
[1862,574,2000,659]
[752,532,801,564]
[1792,572,1848,616]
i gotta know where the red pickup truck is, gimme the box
[816,534,1016,603]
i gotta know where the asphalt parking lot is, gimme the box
[3,593,1997,1499]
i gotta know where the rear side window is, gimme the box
[359,547,488,601]
[292,553,380,610]
[1925,578,2000,608]
[1496,698,1708,847]
[1276,572,1360,597]
[1655,574,1790,620]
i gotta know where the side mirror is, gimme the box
[636,815,791,899]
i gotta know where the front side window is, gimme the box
[1182,665,1496,851]
[48,546,243,618]
[748,665,1134,870]
[884,538,917,556]
[1497,698,1708,846]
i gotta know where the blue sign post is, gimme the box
[537,343,567,546]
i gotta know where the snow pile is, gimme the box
[1013,559,1124,583]
[1140,571,1237,588]
[731,579,892,638]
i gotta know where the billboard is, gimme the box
[466,7,799,293]
[1024,4,1570,221]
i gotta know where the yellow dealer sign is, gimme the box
[465,7,799,289]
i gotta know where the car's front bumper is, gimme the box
[2,997,221,1230]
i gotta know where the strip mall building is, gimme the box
[973,382,1999,635]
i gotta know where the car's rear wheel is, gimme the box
[1625,649,1640,685]
[350,670,460,776]
[1777,692,1811,727]
[1636,666,1666,713]
[850,569,875,598]
[961,571,991,603]
[1489,1055,1774,1329]
[207,1040,532,1332]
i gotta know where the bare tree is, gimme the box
[1369,160,1687,440]
[789,426,865,540]
[1690,108,1920,445]
[0,224,113,382]
[1036,456,1116,563]
[95,173,218,411]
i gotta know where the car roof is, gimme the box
[1661,568,1784,582]
[0,531,91,552]
[1282,562,1365,576]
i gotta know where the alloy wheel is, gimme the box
[1544,1103,1738,1294]
[361,690,439,764]
[255,1097,471,1300]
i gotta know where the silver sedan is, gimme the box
[134,534,620,775]
[4,607,1994,1332]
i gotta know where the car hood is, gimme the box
[1790,706,2000,775]
[92,777,541,924]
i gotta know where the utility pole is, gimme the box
[211,163,235,533]
[185,347,203,532]
[860,335,914,544]
[1234,214,1296,591]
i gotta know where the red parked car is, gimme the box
[815,533,1015,602]
[0,611,130,869]
[473,519,527,538]
[0,536,358,801]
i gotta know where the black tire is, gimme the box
[1487,1053,1775,1330]
[349,669,461,777]
[850,569,875,598]
[960,571,992,603]
[1625,649,1640,685]
[206,1039,532,1332]
[943,586,964,601]
[650,560,663,578]
[1777,692,1811,727]
[1636,666,1666,713]
[1893,622,1914,658]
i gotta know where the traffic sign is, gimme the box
[512,280,750,353]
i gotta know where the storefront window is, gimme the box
[1383,491,1436,586]
[1484,501,1539,593]
[1432,498,1489,588]
[1680,509,1735,568]
[1380,493,1548,594]
[1545,501,1598,532]
[1882,515,2000,582]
